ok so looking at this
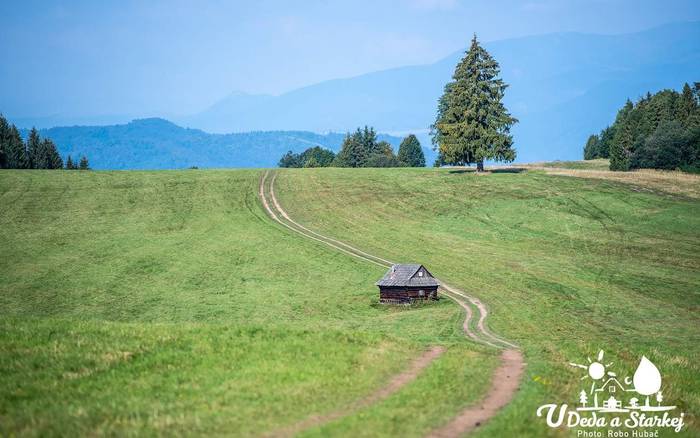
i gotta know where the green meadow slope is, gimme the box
[276,167,700,437]
[0,170,495,437]
[524,158,611,170]
[1,168,698,437]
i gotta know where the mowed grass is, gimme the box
[277,167,700,437]
[0,169,495,436]
[525,158,611,170]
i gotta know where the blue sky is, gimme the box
[1,0,699,118]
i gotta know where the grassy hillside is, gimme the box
[2,168,698,436]
[0,169,494,437]
[276,167,700,437]
[524,158,611,170]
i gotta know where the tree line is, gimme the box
[0,114,90,170]
[583,83,700,171]
[278,128,426,168]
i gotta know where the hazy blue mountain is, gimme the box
[22,118,403,170]
[10,114,137,130]
[183,22,700,162]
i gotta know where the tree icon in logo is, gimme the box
[633,356,662,408]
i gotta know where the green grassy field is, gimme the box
[276,167,700,437]
[0,170,495,437]
[1,167,698,437]
[525,158,611,170]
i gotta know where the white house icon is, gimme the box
[596,377,626,394]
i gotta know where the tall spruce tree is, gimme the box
[43,139,63,169]
[431,35,517,171]
[6,125,29,169]
[26,128,42,169]
[0,115,9,168]
[678,83,697,127]
[583,134,600,160]
[35,139,49,169]
[361,126,379,156]
[79,155,90,170]
[65,155,75,170]
[597,126,614,158]
[397,134,426,167]
[609,100,635,171]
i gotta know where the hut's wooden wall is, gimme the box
[379,287,438,303]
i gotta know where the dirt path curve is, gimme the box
[427,349,524,438]
[258,170,525,437]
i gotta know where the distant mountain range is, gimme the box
[180,21,700,162]
[10,21,700,166]
[26,118,403,170]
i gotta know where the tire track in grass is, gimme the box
[263,346,446,438]
[258,170,525,437]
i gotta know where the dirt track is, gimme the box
[258,170,525,437]
[264,346,446,438]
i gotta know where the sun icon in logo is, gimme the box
[569,350,616,387]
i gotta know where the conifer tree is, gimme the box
[79,155,90,170]
[361,126,379,156]
[678,83,697,128]
[374,141,394,157]
[597,126,614,158]
[35,139,49,169]
[609,100,634,171]
[367,140,401,167]
[397,134,426,167]
[0,115,9,168]
[26,128,42,169]
[6,125,29,169]
[43,139,63,169]
[431,35,518,171]
[583,134,600,160]
[334,127,375,167]
[65,155,75,169]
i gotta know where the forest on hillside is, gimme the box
[583,82,700,172]
[0,115,89,170]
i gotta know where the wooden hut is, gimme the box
[376,264,439,303]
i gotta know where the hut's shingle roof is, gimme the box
[376,264,439,287]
